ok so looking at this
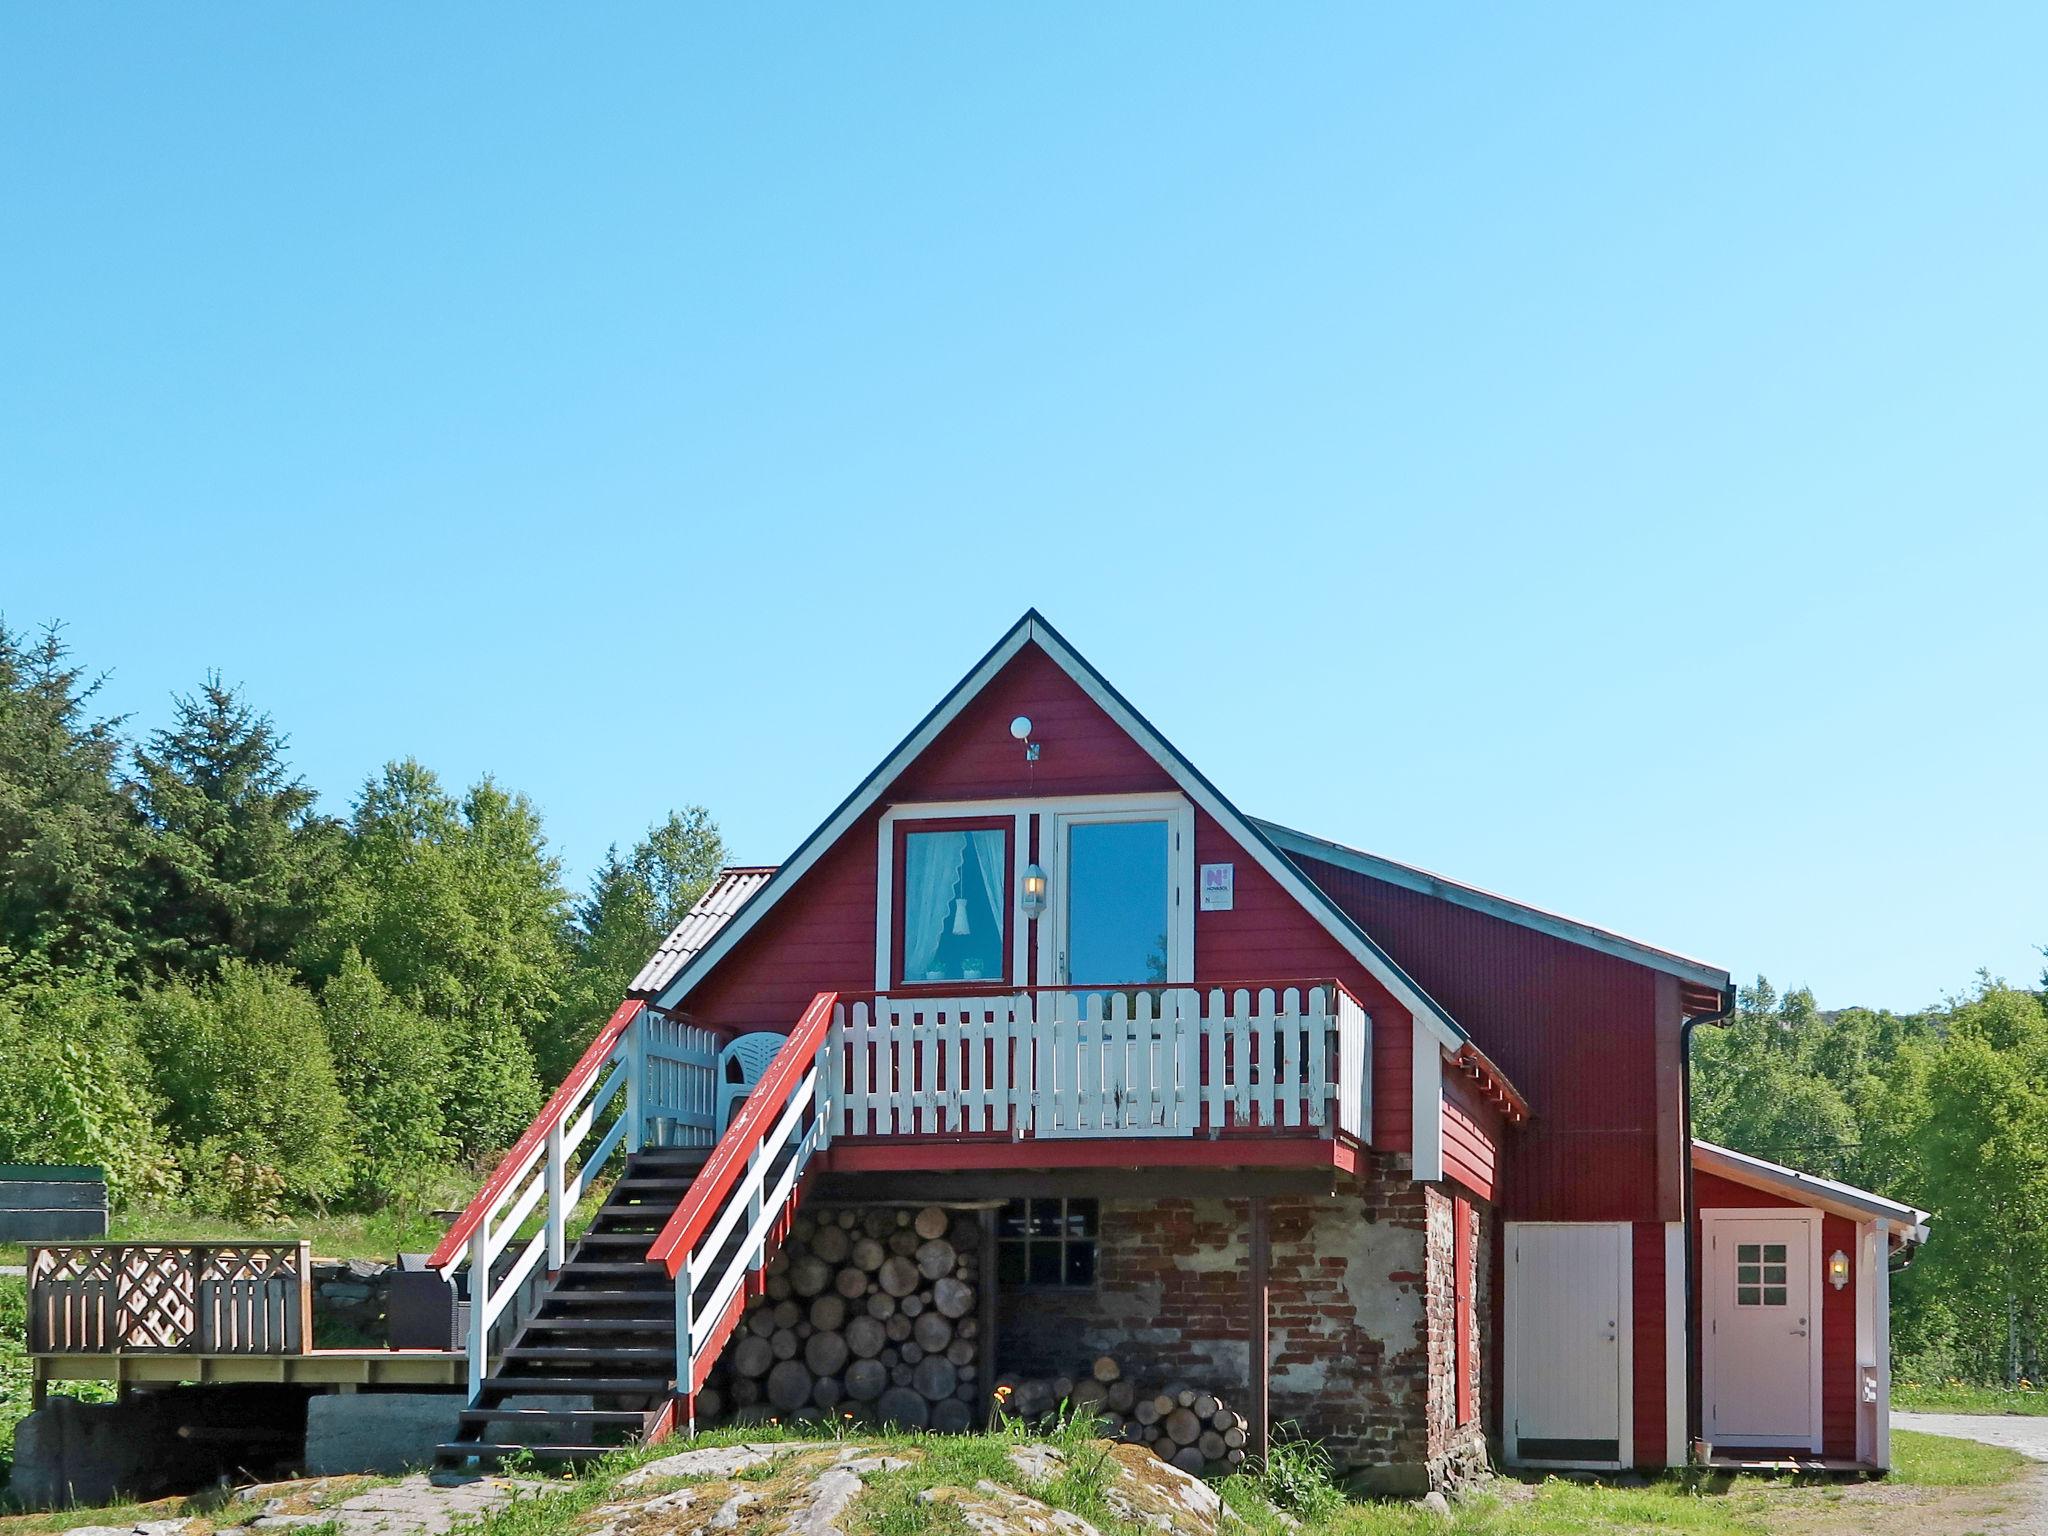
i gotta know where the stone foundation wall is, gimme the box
[997,1153,1478,1487]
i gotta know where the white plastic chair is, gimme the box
[717,1031,786,1132]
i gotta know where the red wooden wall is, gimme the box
[679,643,1420,1155]
[1632,1223,1669,1465]
[1442,1072,1502,1202]
[1692,1169,1858,1460]
[1287,852,1674,1223]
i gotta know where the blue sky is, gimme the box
[3,6,2043,1012]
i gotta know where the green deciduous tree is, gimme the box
[137,960,353,1205]
[130,674,339,978]
[0,975,179,1205]
[307,761,570,1040]
[320,950,452,1194]
[550,807,725,1078]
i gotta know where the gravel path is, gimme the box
[1898,1411,2048,1462]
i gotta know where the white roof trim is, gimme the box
[650,619,1035,1013]
[1693,1139,1930,1243]
[1257,820,1731,992]
[653,612,1469,1050]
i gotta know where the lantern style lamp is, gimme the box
[1828,1249,1850,1290]
[1021,863,1048,921]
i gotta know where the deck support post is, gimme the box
[1249,1194,1270,1465]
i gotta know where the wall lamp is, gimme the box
[1021,863,1048,921]
[1828,1249,1850,1291]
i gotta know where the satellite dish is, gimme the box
[1010,716,1033,741]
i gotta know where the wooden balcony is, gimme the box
[820,982,1371,1172]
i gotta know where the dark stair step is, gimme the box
[460,1406,650,1426]
[554,1262,665,1280]
[613,1177,698,1192]
[503,1344,675,1361]
[522,1316,675,1333]
[482,1376,673,1395]
[575,1232,666,1248]
[546,1289,675,1308]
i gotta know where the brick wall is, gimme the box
[1421,1187,1492,1487]
[995,1154,1488,1487]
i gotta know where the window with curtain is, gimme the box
[896,822,1009,984]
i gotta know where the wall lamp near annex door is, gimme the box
[1829,1249,1850,1291]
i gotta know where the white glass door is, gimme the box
[1045,804,1193,987]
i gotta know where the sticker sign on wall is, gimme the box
[1199,863,1235,911]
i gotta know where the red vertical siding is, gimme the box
[1194,811,1414,1153]
[1442,1073,1502,1201]
[1692,1169,1859,1461]
[1820,1212,1857,1461]
[1632,1223,1668,1466]
[1290,853,1669,1223]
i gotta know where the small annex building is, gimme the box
[1693,1140,1929,1469]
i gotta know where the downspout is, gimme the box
[1680,983,1737,1460]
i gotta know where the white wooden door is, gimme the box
[1704,1212,1819,1449]
[1506,1223,1630,1467]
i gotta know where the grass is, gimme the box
[0,1394,2028,1535]
[1888,1427,2032,1486]
[1893,1378,2048,1415]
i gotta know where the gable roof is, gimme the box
[1258,820,1732,992]
[645,611,1470,1049]
[1693,1139,1930,1243]
[630,866,777,999]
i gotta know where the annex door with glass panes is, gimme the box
[1703,1210,1821,1450]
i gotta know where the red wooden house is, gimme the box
[429,612,1927,1489]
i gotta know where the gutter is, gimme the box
[1680,983,1737,1459]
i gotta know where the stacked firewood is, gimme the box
[698,1204,983,1431]
[994,1358,1250,1475]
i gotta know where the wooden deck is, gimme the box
[30,1347,464,1400]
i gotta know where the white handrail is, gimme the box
[438,1008,721,1400]
[672,1051,832,1418]
[826,985,1369,1143]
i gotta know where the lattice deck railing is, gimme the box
[27,1242,313,1355]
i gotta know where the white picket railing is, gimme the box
[826,985,1370,1142]
[430,1001,721,1399]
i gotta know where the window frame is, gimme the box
[873,794,1194,992]
[888,815,1018,990]
[996,1195,1101,1292]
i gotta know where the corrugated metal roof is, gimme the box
[628,866,778,998]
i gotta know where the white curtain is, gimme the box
[969,829,1007,950]
[902,834,964,981]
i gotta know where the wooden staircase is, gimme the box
[434,1145,708,1469]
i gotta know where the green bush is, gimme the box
[320,950,452,1195]
[137,960,352,1204]
[0,976,179,1205]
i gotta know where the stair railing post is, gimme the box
[746,1144,764,1272]
[466,1223,491,1402]
[626,1010,648,1155]
[544,1117,567,1274]
[675,1253,695,1436]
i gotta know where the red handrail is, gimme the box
[428,997,646,1270]
[645,990,838,1279]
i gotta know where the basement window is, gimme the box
[997,1197,1098,1288]
[1736,1242,1788,1308]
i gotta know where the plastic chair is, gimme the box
[717,1031,786,1131]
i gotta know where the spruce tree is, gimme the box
[131,673,338,977]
